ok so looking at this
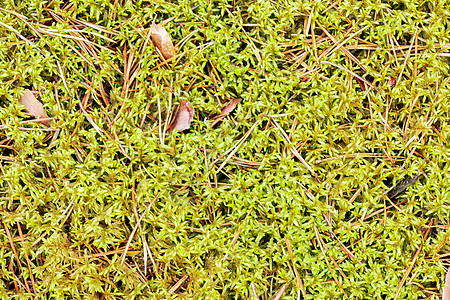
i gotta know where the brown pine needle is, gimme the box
[313,224,346,295]
[251,283,260,299]
[121,193,160,265]
[168,274,189,294]
[394,220,433,300]
[272,284,286,300]
[223,227,241,261]
[285,237,307,297]
[270,119,321,182]
[320,60,379,92]
[396,28,419,85]
[216,120,260,174]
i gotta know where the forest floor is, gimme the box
[1,0,450,299]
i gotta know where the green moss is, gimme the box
[1,0,450,299]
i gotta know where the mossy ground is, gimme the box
[1,0,450,299]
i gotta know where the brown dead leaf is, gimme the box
[210,98,241,128]
[150,23,175,60]
[167,100,194,132]
[19,89,50,126]
[443,268,450,300]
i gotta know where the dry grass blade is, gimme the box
[215,120,260,174]
[0,156,15,161]
[313,223,345,294]
[150,23,175,60]
[56,61,103,135]
[211,98,241,128]
[19,89,49,126]
[131,186,155,276]
[0,20,44,56]
[167,100,194,132]
[396,28,419,85]
[443,267,450,300]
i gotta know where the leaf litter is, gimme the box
[18,89,50,126]
[210,98,241,128]
[150,23,175,60]
[167,100,194,132]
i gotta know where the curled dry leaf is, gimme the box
[443,268,450,300]
[19,89,50,126]
[150,23,175,60]
[210,98,241,128]
[167,100,194,132]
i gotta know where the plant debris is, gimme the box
[210,98,241,127]
[150,23,175,60]
[443,268,450,300]
[18,89,50,126]
[167,100,194,132]
[1,2,449,299]
[387,174,420,199]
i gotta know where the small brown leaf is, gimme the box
[167,100,194,132]
[150,23,175,60]
[443,268,450,300]
[210,98,241,128]
[19,89,49,126]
